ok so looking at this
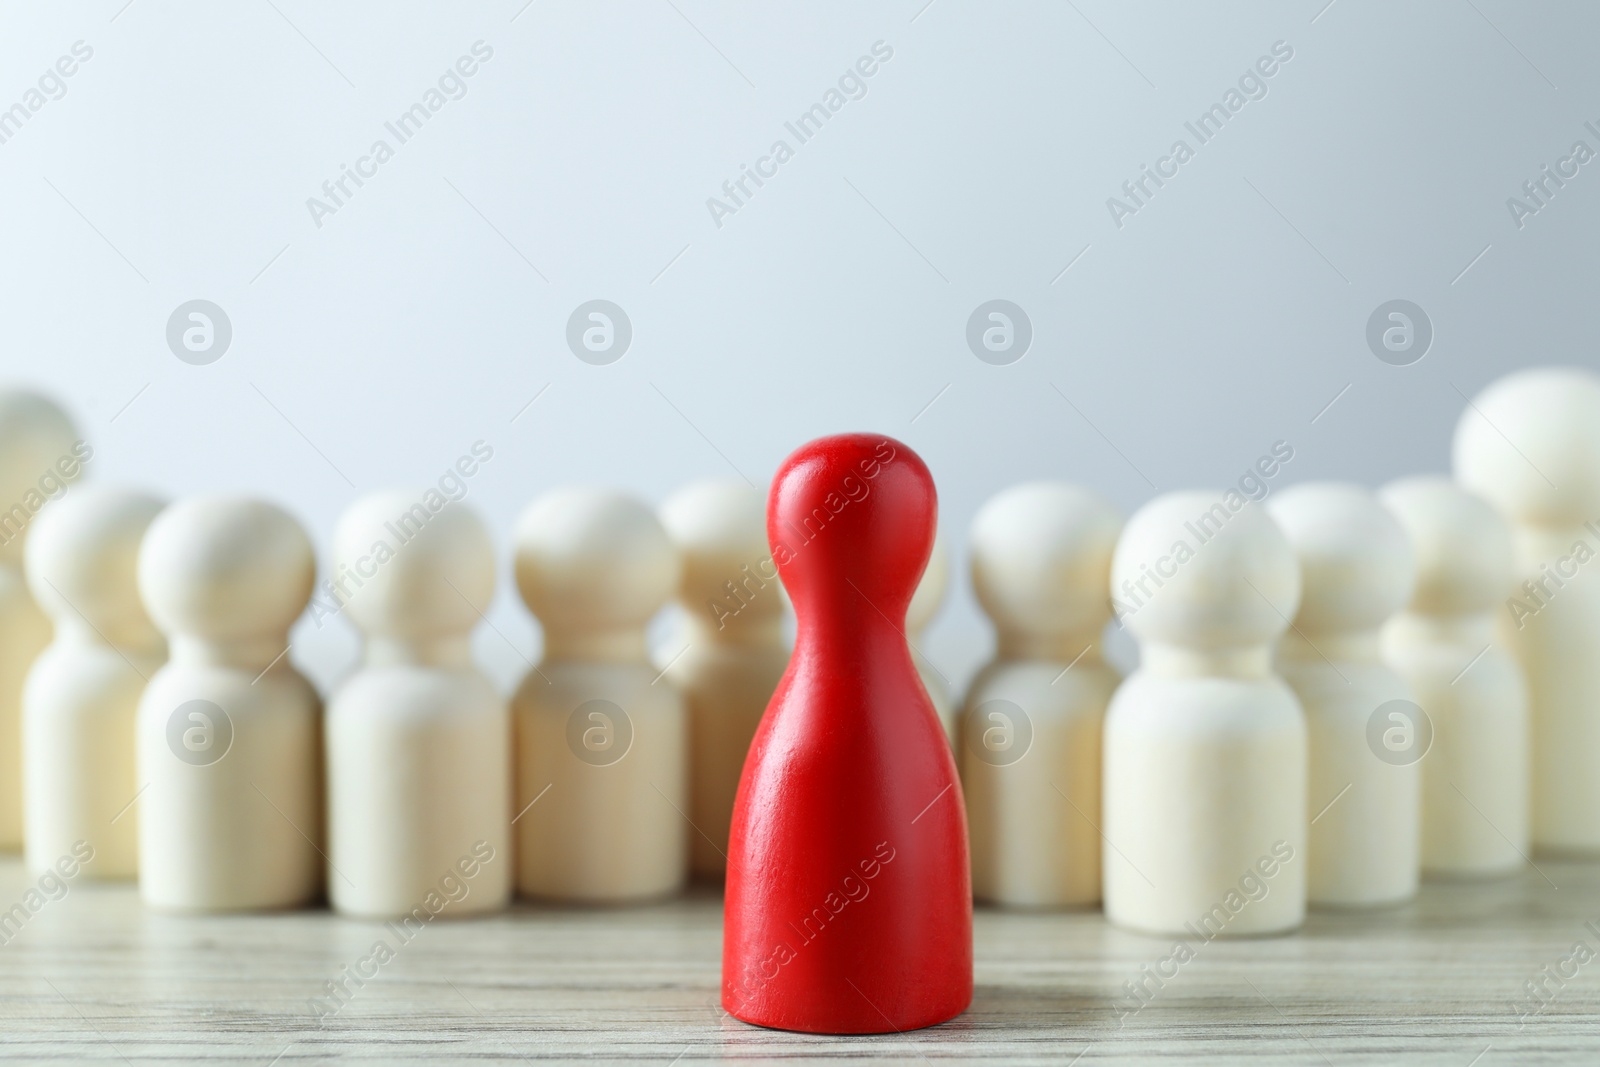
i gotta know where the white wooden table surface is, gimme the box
[1,855,1597,1064]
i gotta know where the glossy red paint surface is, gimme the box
[722,433,972,1034]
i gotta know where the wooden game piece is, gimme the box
[325,492,512,917]
[1380,476,1529,878]
[135,496,323,911]
[22,486,164,878]
[960,482,1121,908]
[907,529,955,742]
[657,481,788,880]
[512,487,687,901]
[723,433,971,1034]
[1269,483,1420,907]
[1454,367,1600,855]
[1103,491,1306,936]
[0,389,83,850]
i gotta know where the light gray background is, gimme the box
[2,0,1596,694]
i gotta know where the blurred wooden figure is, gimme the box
[513,488,687,901]
[1103,491,1306,936]
[1381,477,1529,878]
[23,485,164,877]
[135,497,322,911]
[658,481,788,879]
[0,390,85,849]
[1270,483,1419,908]
[325,492,511,917]
[960,483,1120,908]
[1454,367,1600,855]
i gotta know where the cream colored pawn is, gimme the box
[136,498,322,911]
[23,486,164,877]
[908,530,955,742]
[1104,492,1305,936]
[960,483,1121,908]
[1269,484,1419,908]
[1455,368,1600,854]
[0,390,84,849]
[326,493,511,917]
[1380,477,1529,878]
[514,488,687,901]
[657,482,787,879]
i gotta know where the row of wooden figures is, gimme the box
[0,366,1594,936]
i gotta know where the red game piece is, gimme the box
[722,433,973,1034]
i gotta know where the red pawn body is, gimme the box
[722,433,972,1033]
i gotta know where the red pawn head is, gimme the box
[722,433,972,1034]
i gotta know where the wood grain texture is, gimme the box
[1,855,1597,1064]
